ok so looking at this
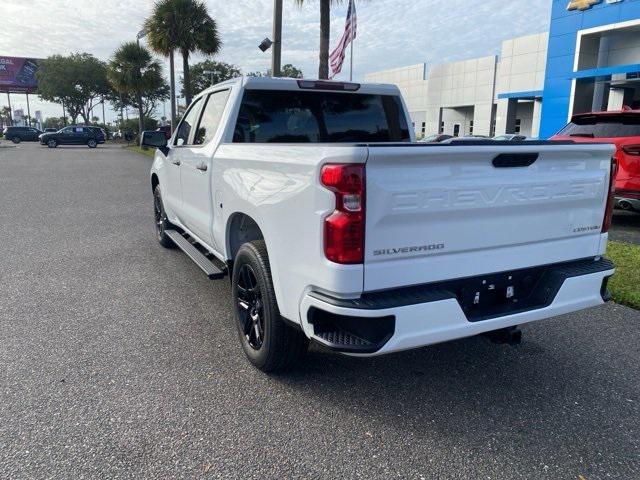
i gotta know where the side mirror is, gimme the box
[141,130,169,155]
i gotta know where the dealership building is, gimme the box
[365,0,640,139]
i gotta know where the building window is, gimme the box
[439,121,445,134]
[421,122,426,134]
[469,120,474,135]
[490,120,496,137]
[515,118,522,134]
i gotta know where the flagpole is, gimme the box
[349,0,354,81]
[350,30,354,81]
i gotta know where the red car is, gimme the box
[552,108,640,212]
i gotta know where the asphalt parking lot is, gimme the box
[610,209,640,245]
[0,142,639,479]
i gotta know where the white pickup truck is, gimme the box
[143,77,616,373]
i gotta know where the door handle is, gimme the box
[196,163,208,172]
[172,160,181,166]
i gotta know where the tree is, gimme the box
[145,0,182,130]
[107,84,169,120]
[183,60,240,96]
[37,53,111,124]
[295,0,359,79]
[0,106,11,128]
[91,116,100,125]
[247,64,304,79]
[108,42,166,137]
[174,0,221,105]
[281,64,304,78]
[42,117,66,130]
[118,117,159,134]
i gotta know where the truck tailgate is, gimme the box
[364,143,615,292]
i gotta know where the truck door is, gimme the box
[180,89,231,249]
[163,97,204,222]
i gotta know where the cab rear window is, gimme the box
[558,114,640,138]
[233,89,410,143]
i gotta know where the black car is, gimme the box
[40,126,106,148]
[2,126,43,143]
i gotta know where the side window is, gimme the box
[174,98,202,146]
[62,127,74,134]
[194,89,231,145]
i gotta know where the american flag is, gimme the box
[329,0,357,79]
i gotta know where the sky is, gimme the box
[1,0,552,124]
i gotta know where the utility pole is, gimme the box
[26,93,31,127]
[7,93,12,125]
[271,0,283,77]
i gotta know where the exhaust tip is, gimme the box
[619,200,632,210]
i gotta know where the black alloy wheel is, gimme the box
[231,240,308,372]
[153,185,174,248]
[235,264,265,350]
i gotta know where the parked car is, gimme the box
[44,128,58,133]
[2,126,43,143]
[440,135,490,143]
[493,134,528,141]
[143,77,615,373]
[420,133,453,143]
[551,108,640,212]
[40,126,105,148]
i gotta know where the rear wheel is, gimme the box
[153,185,175,248]
[87,138,97,148]
[232,240,308,373]
[47,139,57,148]
[11,137,21,144]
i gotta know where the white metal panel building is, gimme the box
[365,33,547,138]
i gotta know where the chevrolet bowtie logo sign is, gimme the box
[567,0,622,10]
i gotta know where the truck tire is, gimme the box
[153,185,175,249]
[232,240,308,372]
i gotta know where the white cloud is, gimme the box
[0,0,551,122]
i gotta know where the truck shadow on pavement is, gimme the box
[271,308,638,469]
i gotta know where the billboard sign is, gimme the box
[0,56,40,93]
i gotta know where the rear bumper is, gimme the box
[299,258,614,356]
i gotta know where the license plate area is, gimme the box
[456,267,549,322]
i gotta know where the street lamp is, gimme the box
[258,1,282,77]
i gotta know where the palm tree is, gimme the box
[295,0,339,80]
[174,0,221,105]
[145,0,181,131]
[108,42,164,137]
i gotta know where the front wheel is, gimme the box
[11,137,21,144]
[87,139,97,148]
[232,240,308,373]
[47,139,57,148]
[153,185,175,248]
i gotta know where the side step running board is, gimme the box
[165,229,227,280]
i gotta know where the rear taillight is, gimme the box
[622,144,640,156]
[602,157,618,233]
[321,164,365,264]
